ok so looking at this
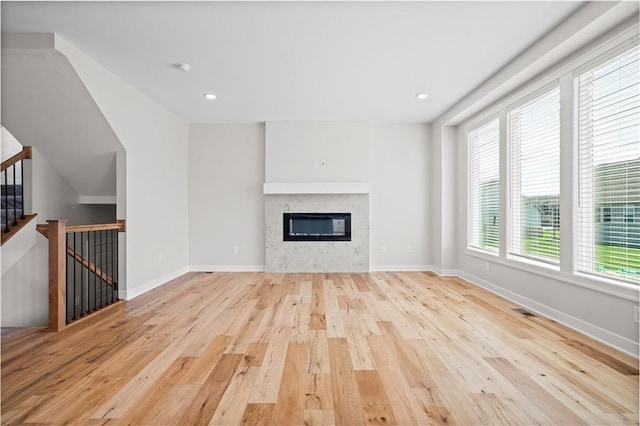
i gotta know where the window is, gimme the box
[468,118,500,252]
[508,88,561,263]
[576,46,640,282]
[465,32,639,289]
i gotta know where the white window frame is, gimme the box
[463,22,640,300]
[573,41,640,285]
[466,114,501,255]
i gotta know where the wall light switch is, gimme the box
[233,246,239,254]
[381,246,387,254]
[313,160,319,168]
[407,245,413,253]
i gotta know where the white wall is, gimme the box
[188,124,265,270]
[55,36,189,299]
[187,123,431,272]
[430,6,640,356]
[1,147,112,326]
[265,122,369,183]
[2,35,123,198]
[370,124,430,270]
[1,126,23,161]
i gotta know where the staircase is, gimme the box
[36,220,125,330]
[1,184,23,229]
[1,146,37,245]
[1,143,124,330]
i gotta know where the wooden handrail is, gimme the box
[37,220,125,236]
[66,246,115,287]
[1,214,37,246]
[43,219,124,331]
[1,146,32,172]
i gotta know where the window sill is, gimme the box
[465,248,639,302]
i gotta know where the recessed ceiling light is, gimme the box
[175,63,191,72]
[203,93,217,101]
[416,93,429,100]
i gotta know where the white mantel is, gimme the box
[263,182,370,195]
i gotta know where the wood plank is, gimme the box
[485,357,587,425]
[241,403,275,425]
[303,409,336,426]
[178,353,243,424]
[2,272,637,425]
[305,374,334,410]
[562,339,639,376]
[208,366,260,426]
[271,343,309,424]
[241,342,269,367]
[328,338,366,426]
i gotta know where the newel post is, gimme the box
[48,220,67,331]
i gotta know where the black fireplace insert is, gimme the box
[283,213,351,241]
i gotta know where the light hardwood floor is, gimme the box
[2,272,638,425]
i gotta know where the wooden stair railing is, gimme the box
[37,224,123,289]
[1,146,36,245]
[37,220,126,331]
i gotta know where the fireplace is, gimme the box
[265,194,368,272]
[283,212,351,241]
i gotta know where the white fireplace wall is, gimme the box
[265,121,369,183]
[187,123,430,271]
[265,193,369,272]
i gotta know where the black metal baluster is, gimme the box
[66,233,71,324]
[3,169,9,233]
[104,230,108,306]
[108,229,113,304]
[19,159,25,220]
[99,229,103,309]
[72,232,77,321]
[92,230,97,312]
[114,228,119,301]
[11,165,17,226]
[80,231,85,317]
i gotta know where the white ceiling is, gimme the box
[2,1,584,123]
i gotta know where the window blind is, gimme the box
[509,88,561,263]
[576,45,640,283]
[468,118,500,252]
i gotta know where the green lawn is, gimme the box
[519,230,639,279]
[522,229,560,260]
[595,245,640,278]
[479,227,640,279]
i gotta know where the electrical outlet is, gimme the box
[381,246,387,254]
[75,296,80,304]
[157,253,163,263]
[233,246,239,254]
[634,307,639,324]
[407,245,413,253]
[313,160,319,168]
[485,262,490,271]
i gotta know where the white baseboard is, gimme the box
[123,266,190,300]
[431,267,460,276]
[190,265,266,272]
[457,270,639,358]
[370,265,434,272]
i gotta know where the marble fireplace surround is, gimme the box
[264,183,370,273]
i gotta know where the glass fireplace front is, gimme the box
[283,212,351,241]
